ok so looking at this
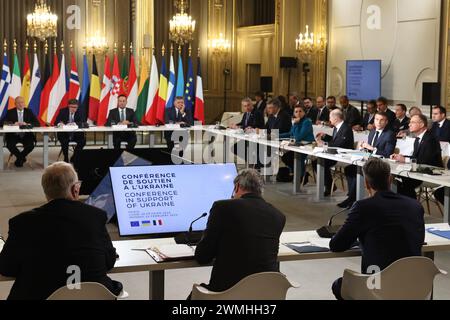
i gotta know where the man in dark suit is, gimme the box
[164,96,194,151]
[340,95,362,129]
[358,100,377,131]
[55,99,86,163]
[431,106,450,143]
[391,114,444,199]
[304,97,319,123]
[0,162,122,300]
[376,97,396,130]
[106,94,139,151]
[330,158,425,300]
[339,112,397,208]
[254,91,267,114]
[233,97,265,131]
[315,109,355,196]
[315,96,330,124]
[327,96,339,111]
[393,104,410,134]
[0,96,40,167]
[195,170,286,293]
[265,98,292,135]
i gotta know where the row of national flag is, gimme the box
[0,47,205,126]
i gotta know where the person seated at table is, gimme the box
[315,109,355,197]
[0,162,122,300]
[195,169,286,294]
[288,92,301,117]
[339,112,397,209]
[315,96,330,125]
[280,105,315,184]
[327,96,339,111]
[164,96,194,151]
[376,97,396,130]
[265,98,292,135]
[254,91,267,114]
[391,115,443,199]
[0,96,40,168]
[230,97,265,131]
[354,100,377,132]
[340,95,361,129]
[393,104,410,134]
[55,99,86,163]
[397,107,423,138]
[106,94,139,151]
[431,106,450,143]
[330,158,425,300]
[304,97,319,123]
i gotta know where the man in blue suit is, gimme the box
[164,96,194,151]
[431,106,450,143]
[339,112,397,208]
[330,158,425,300]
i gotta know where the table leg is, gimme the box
[149,133,155,148]
[356,166,366,201]
[0,133,4,171]
[43,133,49,168]
[149,270,165,300]
[108,133,114,149]
[316,158,325,202]
[444,187,450,225]
[293,153,302,194]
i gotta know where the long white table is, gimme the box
[2,225,449,300]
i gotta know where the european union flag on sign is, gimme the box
[130,221,140,228]
[184,56,195,114]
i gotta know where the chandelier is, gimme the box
[209,33,231,59]
[169,0,196,46]
[27,0,58,42]
[84,31,109,54]
[295,25,327,61]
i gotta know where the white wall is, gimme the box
[327,0,441,106]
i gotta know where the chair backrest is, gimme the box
[191,272,299,301]
[341,257,445,300]
[47,283,117,300]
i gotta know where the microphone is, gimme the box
[316,208,348,239]
[216,115,235,130]
[175,213,208,245]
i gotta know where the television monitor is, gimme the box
[110,163,238,237]
[346,60,382,101]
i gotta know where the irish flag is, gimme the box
[155,56,168,125]
[8,53,21,109]
[135,56,149,123]
[145,54,159,125]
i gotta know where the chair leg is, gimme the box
[425,189,431,216]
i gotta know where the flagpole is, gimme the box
[33,40,37,54]
[13,39,17,55]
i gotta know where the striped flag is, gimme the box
[108,54,122,115]
[97,55,112,127]
[0,53,11,120]
[28,53,42,117]
[8,53,21,109]
[166,53,176,109]
[175,54,184,98]
[145,53,159,125]
[68,53,81,100]
[21,53,31,106]
[184,56,195,114]
[194,57,205,124]
[38,53,52,126]
[135,56,149,123]
[47,53,68,125]
[126,55,138,111]
[89,55,101,123]
[79,54,90,121]
[156,54,168,125]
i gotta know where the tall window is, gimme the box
[237,0,275,27]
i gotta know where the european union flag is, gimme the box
[130,221,140,228]
[184,56,195,113]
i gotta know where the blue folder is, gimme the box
[427,228,450,240]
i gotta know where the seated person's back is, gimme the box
[0,162,120,300]
[195,170,286,292]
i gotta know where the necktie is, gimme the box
[332,128,338,140]
[18,111,23,123]
[413,137,421,158]
[372,131,380,147]
[121,109,125,122]
[245,113,250,127]
[69,113,74,124]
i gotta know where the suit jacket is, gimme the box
[362,113,376,130]
[412,131,444,167]
[330,191,425,273]
[393,117,410,133]
[0,108,40,128]
[195,194,286,292]
[0,200,118,300]
[367,129,397,158]
[165,107,194,126]
[343,105,362,127]
[55,108,85,126]
[265,111,292,135]
[322,122,355,150]
[385,109,397,129]
[305,107,319,123]
[106,108,138,127]
[431,119,450,143]
[316,107,330,123]
[255,100,267,114]
[237,109,265,130]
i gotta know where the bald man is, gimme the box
[0,96,40,167]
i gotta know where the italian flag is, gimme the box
[8,53,21,109]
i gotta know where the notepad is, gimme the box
[146,244,196,263]
[427,228,450,240]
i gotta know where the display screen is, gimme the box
[346,60,382,101]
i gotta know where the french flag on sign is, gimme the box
[153,220,163,226]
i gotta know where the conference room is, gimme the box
[1,0,450,303]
